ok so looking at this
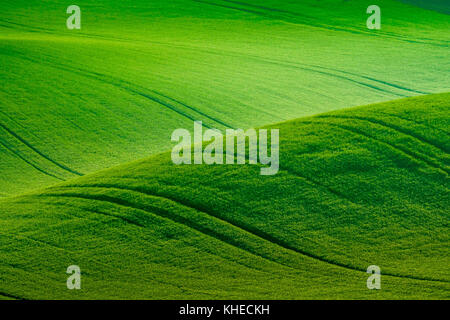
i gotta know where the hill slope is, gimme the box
[0,93,448,299]
[1,0,449,195]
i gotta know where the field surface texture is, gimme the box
[0,0,449,300]
[0,0,449,194]
[0,94,449,299]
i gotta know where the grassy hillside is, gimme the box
[0,93,448,299]
[1,0,449,195]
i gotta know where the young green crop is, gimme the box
[1,0,449,195]
[0,93,448,299]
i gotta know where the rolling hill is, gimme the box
[0,93,448,299]
[1,0,449,195]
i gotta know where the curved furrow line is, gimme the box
[145,40,418,99]
[279,167,361,205]
[41,198,296,277]
[3,1,447,47]
[142,40,427,97]
[0,22,19,31]
[43,187,368,275]
[190,49,351,105]
[340,73,428,95]
[230,53,409,98]
[303,120,449,175]
[4,49,231,130]
[63,146,361,209]
[0,230,189,295]
[39,190,304,273]
[3,29,421,108]
[0,230,77,256]
[53,184,449,283]
[372,111,450,137]
[311,20,448,48]
[4,51,212,129]
[0,122,83,176]
[303,64,429,95]
[241,54,425,95]
[124,88,214,128]
[193,0,448,47]
[69,66,234,129]
[0,110,33,136]
[216,150,361,206]
[153,91,233,129]
[0,18,51,34]
[278,64,408,98]
[0,136,65,181]
[217,48,422,96]
[0,17,155,46]
[19,198,147,229]
[216,136,446,205]
[222,0,446,42]
[0,19,137,45]
[55,201,147,228]
[317,115,450,153]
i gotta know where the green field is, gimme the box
[0,93,449,299]
[0,0,449,300]
[1,0,449,195]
